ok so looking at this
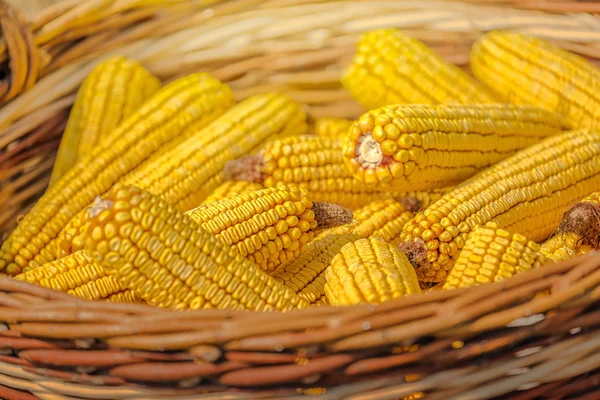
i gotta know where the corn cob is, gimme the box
[121,92,307,212]
[400,129,600,282]
[324,237,421,306]
[341,29,497,110]
[185,186,352,272]
[0,74,234,276]
[343,104,563,192]
[471,30,600,129]
[74,184,309,311]
[49,57,162,185]
[540,232,587,263]
[105,290,143,304]
[224,135,454,210]
[314,117,353,138]
[270,233,358,304]
[204,180,264,204]
[14,251,126,301]
[442,222,546,290]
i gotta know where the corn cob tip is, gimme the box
[558,201,600,247]
[222,154,264,183]
[312,202,353,231]
[398,238,431,278]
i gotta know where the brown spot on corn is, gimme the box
[400,129,600,282]
[0,73,234,276]
[185,186,351,272]
[14,251,126,301]
[224,135,454,210]
[122,92,307,212]
[442,222,547,290]
[50,57,161,186]
[343,104,563,192]
[558,192,600,248]
[313,117,353,138]
[341,29,497,110]
[324,237,421,306]
[78,184,308,311]
[471,30,600,129]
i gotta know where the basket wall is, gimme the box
[0,0,600,399]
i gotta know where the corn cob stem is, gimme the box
[325,237,421,306]
[0,73,234,275]
[121,92,307,212]
[343,104,563,192]
[224,135,453,210]
[72,184,309,311]
[442,222,546,290]
[49,57,161,185]
[342,29,497,110]
[471,30,600,129]
[400,129,600,282]
[185,185,352,272]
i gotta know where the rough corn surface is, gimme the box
[540,232,588,263]
[186,186,317,272]
[270,233,357,304]
[203,180,264,205]
[0,73,234,276]
[471,30,600,129]
[122,92,306,212]
[314,117,353,138]
[343,104,563,191]
[325,237,421,305]
[400,129,600,282]
[77,184,308,311]
[15,251,125,301]
[342,29,497,110]
[442,222,546,290]
[50,57,161,185]
[230,135,454,210]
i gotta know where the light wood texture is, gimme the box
[12,0,60,17]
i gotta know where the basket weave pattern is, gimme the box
[1,0,600,398]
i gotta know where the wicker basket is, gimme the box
[1,0,600,398]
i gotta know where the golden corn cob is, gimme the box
[442,222,546,290]
[224,135,454,210]
[270,233,358,304]
[343,104,563,191]
[14,251,126,301]
[185,186,352,272]
[50,57,161,185]
[314,117,353,138]
[121,92,307,212]
[73,184,308,311]
[342,29,497,110]
[400,129,600,282]
[471,30,600,129]
[0,73,234,275]
[324,237,421,306]
[105,290,143,304]
[204,180,264,204]
[540,192,600,261]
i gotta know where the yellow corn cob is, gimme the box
[121,92,307,212]
[0,73,234,276]
[224,135,454,210]
[400,129,600,282]
[203,180,264,205]
[351,199,415,245]
[49,57,161,185]
[314,117,353,138]
[105,290,143,304]
[471,30,600,129]
[540,191,600,261]
[270,233,358,304]
[14,251,126,301]
[342,29,497,110]
[313,294,329,306]
[324,237,421,306]
[185,186,352,272]
[343,104,563,191]
[73,184,309,311]
[442,222,546,290]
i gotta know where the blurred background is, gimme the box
[16,0,59,17]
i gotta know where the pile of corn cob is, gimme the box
[3,28,600,311]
